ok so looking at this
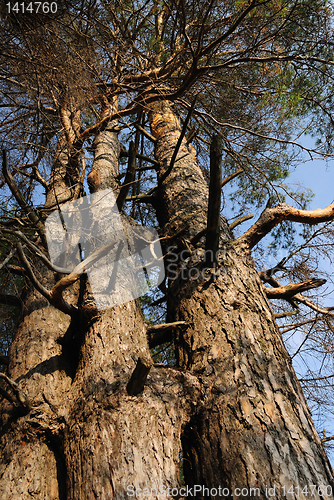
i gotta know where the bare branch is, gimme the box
[16,242,76,316]
[322,435,334,444]
[279,318,318,335]
[160,97,197,183]
[117,141,137,211]
[133,123,157,143]
[1,228,72,274]
[205,135,223,266]
[147,321,188,334]
[49,241,117,310]
[264,278,326,299]
[2,151,47,247]
[229,214,254,231]
[273,310,298,319]
[236,202,334,250]
[125,186,157,204]
[0,248,16,271]
[294,295,334,317]
[221,168,243,188]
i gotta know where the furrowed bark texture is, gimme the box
[0,137,77,497]
[87,97,120,195]
[148,101,231,244]
[149,102,334,499]
[64,109,195,498]
[0,108,199,499]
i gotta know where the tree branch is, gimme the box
[2,150,47,247]
[229,214,254,230]
[16,242,76,316]
[49,241,117,313]
[321,435,334,444]
[264,278,326,299]
[0,248,16,271]
[221,168,243,188]
[117,141,137,211]
[279,317,318,335]
[260,272,334,316]
[133,123,157,143]
[125,186,157,203]
[236,202,334,250]
[205,135,223,266]
[273,310,298,319]
[147,321,188,334]
[160,97,197,183]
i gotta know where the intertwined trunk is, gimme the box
[149,101,334,499]
[1,98,333,500]
[0,103,198,499]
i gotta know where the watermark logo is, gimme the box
[45,189,164,310]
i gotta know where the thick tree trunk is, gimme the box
[149,101,334,499]
[0,103,198,499]
[1,97,333,499]
[0,119,80,498]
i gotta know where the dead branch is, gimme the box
[1,228,72,274]
[294,294,334,317]
[229,214,254,230]
[322,435,334,444]
[126,357,153,396]
[279,317,318,335]
[147,321,188,334]
[148,296,167,309]
[4,264,25,276]
[117,141,137,211]
[264,278,326,299]
[274,310,298,319]
[300,374,334,383]
[261,272,334,316]
[49,241,117,312]
[235,202,334,250]
[125,186,157,203]
[205,135,223,266]
[2,151,47,247]
[160,97,197,183]
[0,248,16,271]
[17,242,76,316]
[133,123,157,143]
[221,168,243,188]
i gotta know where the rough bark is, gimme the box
[149,101,334,499]
[0,103,200,499]
[1,101,333,500]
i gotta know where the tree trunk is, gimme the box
[148,101,334,499]
[1,98,333,499]
[0,102,198,499]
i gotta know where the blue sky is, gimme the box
[288,156,334,210]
